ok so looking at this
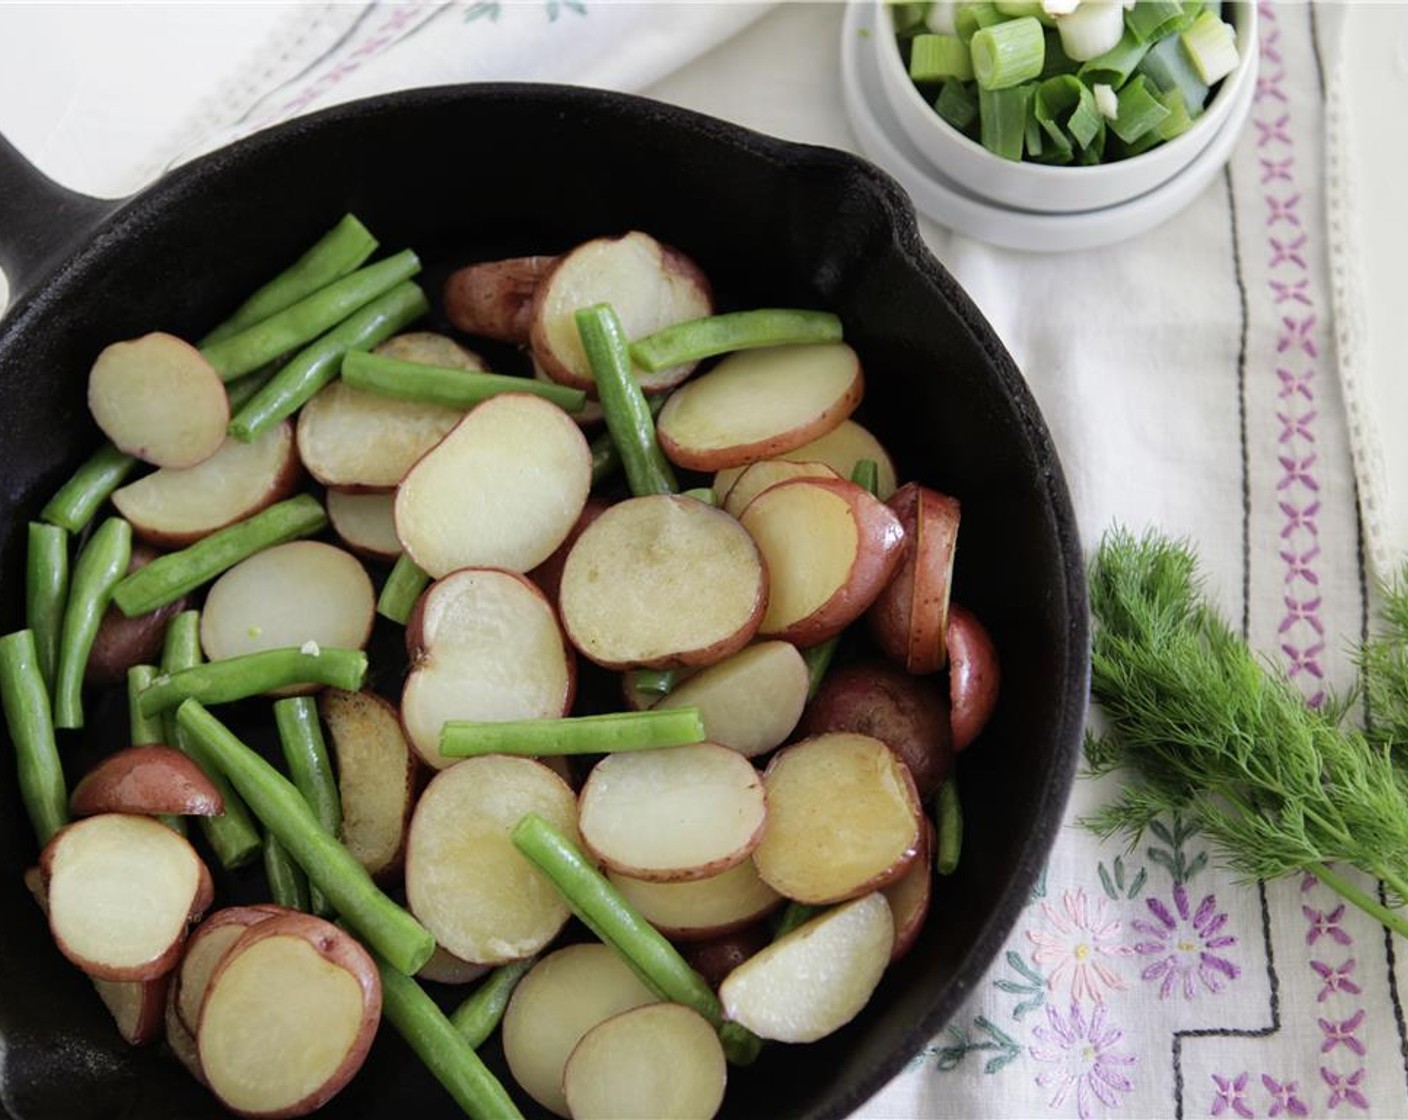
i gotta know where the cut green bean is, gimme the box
[40,444,137,534]
[274,697,342,916]
[127,665,164,745]
[589,394,666,487]
[936,775,963,875]
[375,951,526,1120]
[851,457,880,496]
[224,366,279,413]
[971,17,1045,90]
[628,309,843,374]
[201,249,420,382]
[341,350,586,413]
[25,523,69,693]
[228,281,429,443]
[441,707,705,759]
[575,304,677,497]
[52,518,131,729]
[112,494,327,616]
[138,647,366,717]
[511,812,758,1065]
[376,553,431,625]
[681,487,716,506]
[624,668,676,702]
[176,700,435,975]
[264,834,311,911]
[773,901,825,940]
[200,214,380,347]
[803,640,838,700]
[450,958,536,1049]
[0,630,69,846]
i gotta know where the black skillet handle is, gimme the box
[0,132,119,308]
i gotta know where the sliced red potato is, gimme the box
[653,641,808,759]
[197,912,381,1118]
[718,459,842,519]
[41,813,213,981]
[401,568,574,769]
[320,689,415,881]
[797,660,952,800]
[166,982,205,1083]
[85,545,189,686]
[536,360,603,425]
[529,231,712,394]
[564,1002,726,1120]
[656,342,863,472]
[176,905,291,1035]
[502,942,659,1117]
[753,732,921,905]
[526,496,611,610]
[719,892,894,1043]
[296,333,485,490]
[947,603,1000,751]
[199,541,375,683]
[111,421,299,548]
[884,821,934,962]
[395,392,592,578]
[868,483,961,675]
[559,494,766,670]
[714,419,898,502]
[88,332,229,468]
[69,745,224,819]
[578,744,766,882]
[444,255,557,344]
[607,859,780,941]
[326,490,401,562]
[415,946,490,986]
[405,756,578,965]
[739,477,906,648]
[681,924,773,991]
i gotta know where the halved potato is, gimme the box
[166,981,204,1082]
[868,483,961,675]
[578,744,766,882]
[739,477,905,648]
[405,756,578,965]
[395,392,592,578]
[112,422,300,548]
[527,496,611,610]
[415,946,490,986]
[884,821,934,961]
[607,859,780,941]
[753,732,921,905]
[714,419,898,502]
[948,603,1000,750]
[718,459,842,519]
[681,925,773,991]
[529,231,712,394]
[502,942,659,1117]
[656,343,863,472]
[93,974,168,1047]
[401,568,575,769]
[326,490,401,562]
[444,255,557,343]
[88,332,228,468]
[653,641,808,759]
[176,905,291,1035]
[559,494,766,670]
[69,745,224,819]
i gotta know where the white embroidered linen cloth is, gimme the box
[2,4,1406,1120]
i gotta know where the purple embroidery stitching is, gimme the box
[1318,1010,1367,1056]
[1211,1072,1254,1118]
[1309,959,1361,1002]
[1303,904,1352,947]
[1262,1075,1309,1117]
[1133,884,1240,999]
[1029,1003,1136,1119]
[1320,1067,1369,1111]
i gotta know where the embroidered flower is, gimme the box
[1309,959,1361,1002]
[1318,1010,1366,1056]
[1027,888,1132,1004]
[1211,1072,1253,1118]
[1303,904,1353,947]
[1030,1003,1136,1120]
[1320,1066,1369,1110]
[1262,1075,1308,1117]
[1133,884,1240,999]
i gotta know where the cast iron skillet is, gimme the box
[0,84,1087,1120]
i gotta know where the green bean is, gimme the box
[162,612,262,868]
[851,457,880,496]
[228,280,429,443]
[175,699,435,975]
[52,518,131,729]
[440,707,705,759]
[0,630,69,846]
[773,901,825,939]
[25,523,69,692]
[680,487,716,505]
[201,249,420,382]
[138,647,367,717]
[376,553,430,625]
[274,697,342,916]
[224,366,279,412]
[450,958,535,1049]
[630,309,843,373]
[575,304,677,497]
[623,668,675,703]
[112,494,326,616]
[127,665,164,746]
[374,950,526,1120]
[341,350,586,413]
[936,776,963,875]
[802,640,838,700]
[588,394,666,487]
[200,214,380,347]
[40,444,137,534]
[264,834,311,911]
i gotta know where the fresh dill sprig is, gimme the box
[1358,564,1408,775]
[1083,527,1408,938]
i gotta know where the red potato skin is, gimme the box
[85,544,189,686]
[166,982,206,1084]
[176,905,294,1034]
[682,922,773,990]
[867,483,960,675]
[796,660,952,801]
[93,972,170,1046]
[443,255,558,344]
[326,488,400,564]
[69,745,225,819]
[947,603,1000,751]
[884,819,934,962]
[527,496,612,612]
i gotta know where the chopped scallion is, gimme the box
[1124,0,1184,44]
[1136,29,1209,113]
[979,82,1034,160]
[1180,10,1239,83]
[910,33,975,82]
[1078,26,1152,87]
[971,16,1045,90]
[935,78,980,130]
[955,1,1003,43]
[1110,73,1172,143]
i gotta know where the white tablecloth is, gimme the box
[3,3,1406,1118]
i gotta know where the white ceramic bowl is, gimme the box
[870,0,1258,214]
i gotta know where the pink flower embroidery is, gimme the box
[1318,1010,1366,1056]
[1212,1072,1253,1118]
[1030,1003,1136,1119]
[1133,884,1240,999]
[1262,1075,1308,1117]
[1027,889,1132,1004]
[1309,959,1361,1002]
[1320,1066,1369,1110]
